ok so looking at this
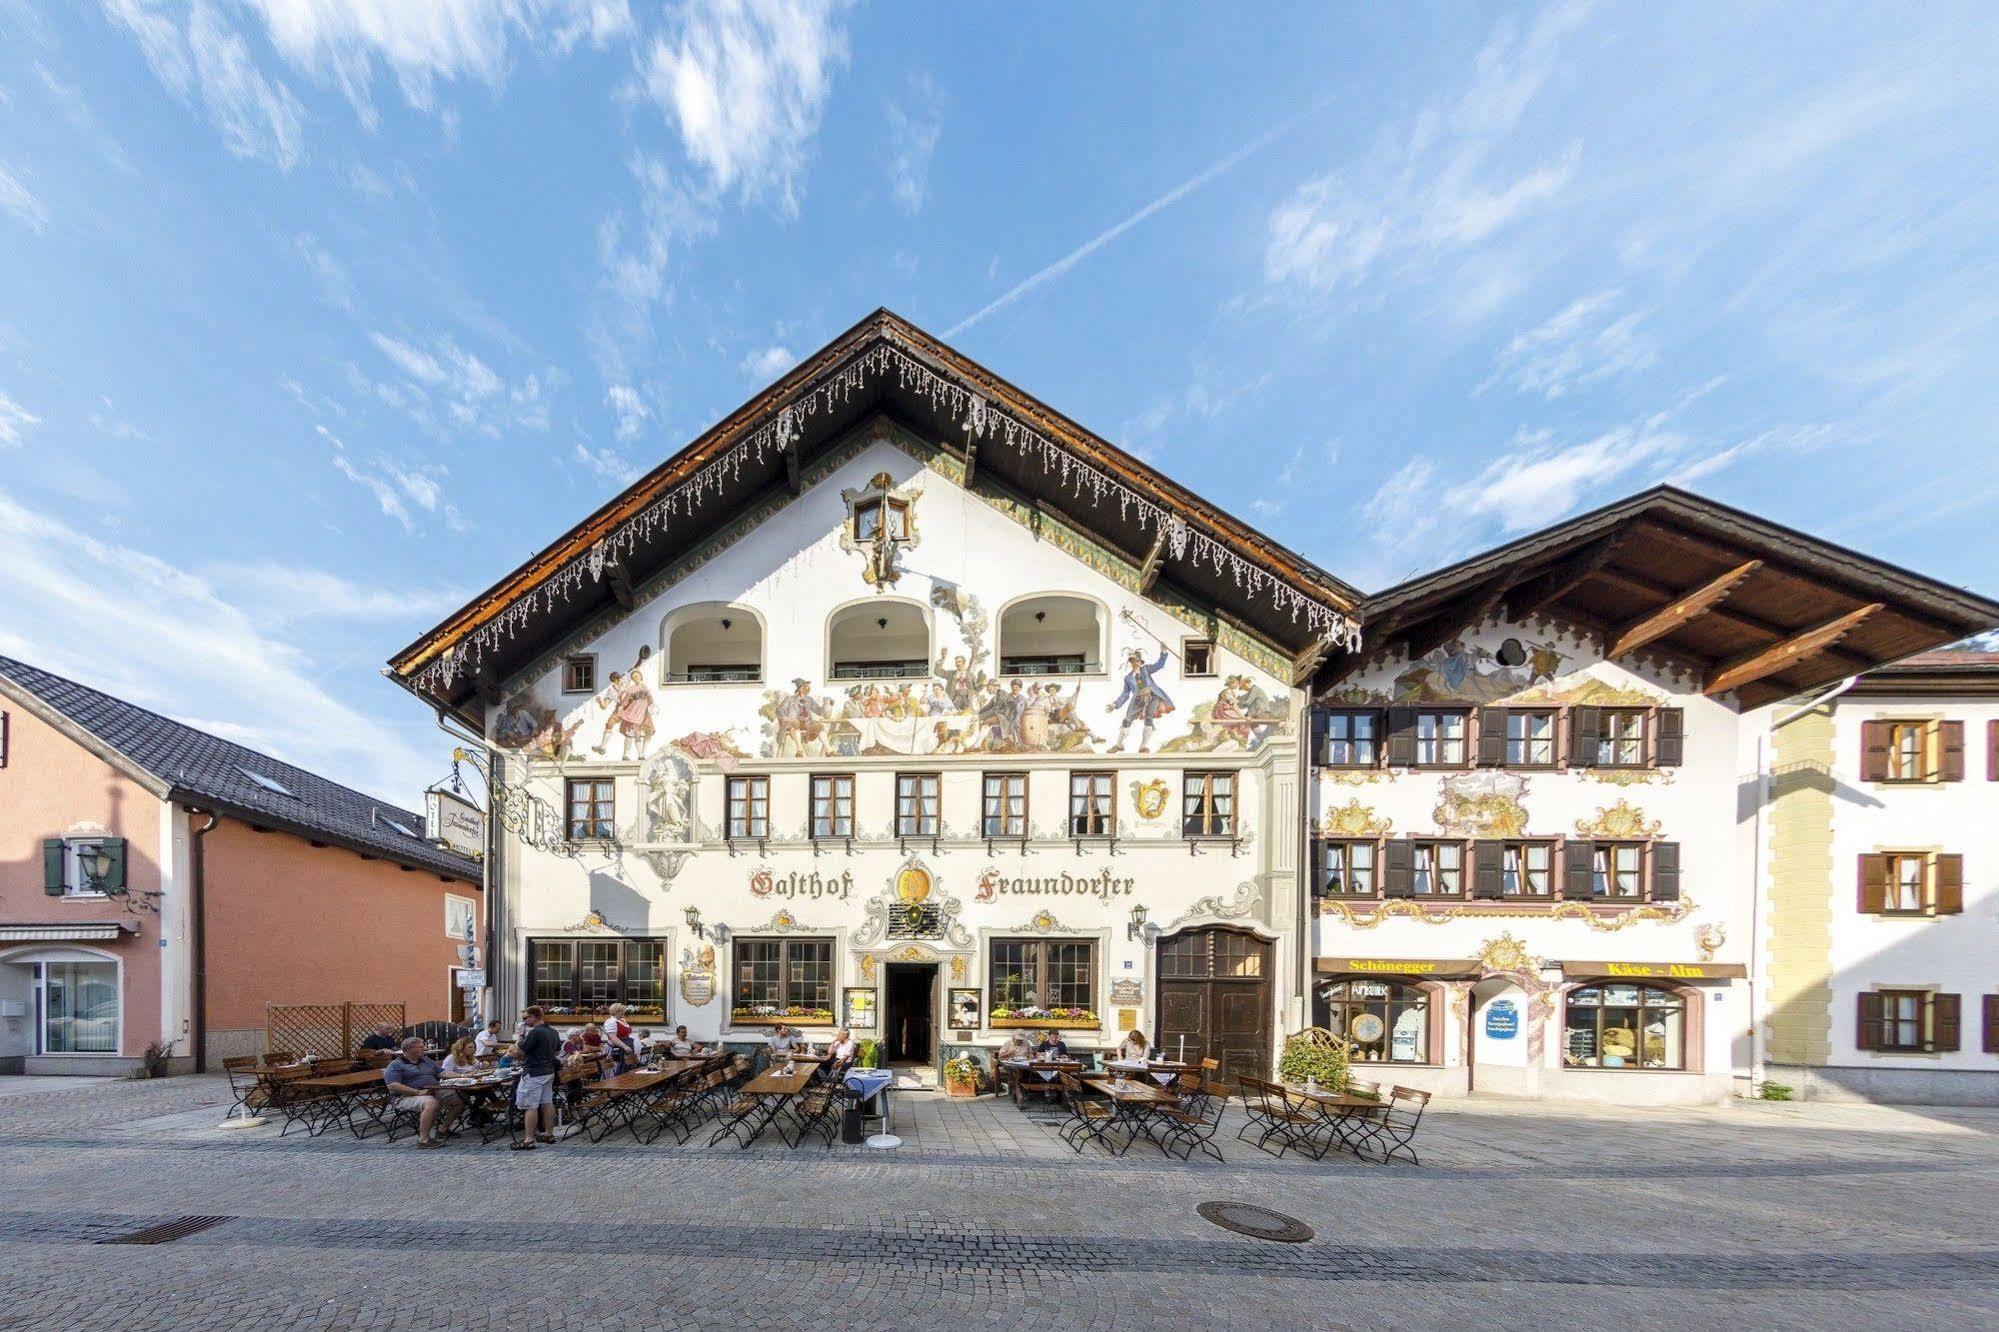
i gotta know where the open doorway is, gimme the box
[883,963,937,1065]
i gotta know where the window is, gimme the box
[1597,709,1646,767]
[237,767,297,798]
[444,894,477,940]
[1501,842,1555,897]
[526,937,667,1016]
[731,937,834,1020]
[895,772,939,838]
[42,837,126,898]
[565,778,614,841]
[1887,853,1924,913]
[1318,840,1377,898]
[1069,771,1114,836]
[1505,711,1556,766]
[562,655,596,693]
[1411,841,1463,896]
[1563,983,1685,1069]
[1877,990,1924,1051]
[1859,852,1963,916]
[1318,978,1429,1064]
[809,773,854,839]
[1182,639,1216,678]
[726,775,769,840]
[983,772,1028,838]
[1181,771,1236,838]
[1415,711,1467,766]
[996,595,1104,676]
[853,495,909,543]
[1861,718,1965,784]
[989,937,1097,1017]
[828,600,931,680]
[662,605,763,684]
[1591,843,1644,898]
[37,960,119,1054]
[1857,989,1962,1054]
[1322,710,1379,767]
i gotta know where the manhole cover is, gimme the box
[1196,1201,1314,1243]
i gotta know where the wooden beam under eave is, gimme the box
[1593,566,1875,677]
[1503,534,1626,620]
[784,441,803,495]
[1607,559,1762,660]
[1137,527,1168,595]
[1290,638,1333,688]
[472,670,506,707]
[1398,574,1513,661]
[1703,604,1884,696]
[605,560,637,611]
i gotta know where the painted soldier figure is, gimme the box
[1106,648,1174,753]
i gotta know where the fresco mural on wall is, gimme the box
[493,698,585,762]
[591,646,657,760]
[1434,771,1531,837]
[1390,636,1569,703]
[1160,675,1292,753]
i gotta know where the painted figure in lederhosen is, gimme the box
[1106,648,1174,753]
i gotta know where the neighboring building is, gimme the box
[1301,493,1996,1105]
[1762,650,1999,1105]
[0,657,481,1075]
[385,309,1997,1100]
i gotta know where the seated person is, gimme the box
[473,1019,504,1059]
[383,1037,462,1147]
[666,1025,697,1058]
[631,1028,654,1059]
[767,1023,800,1059]
[359,1022,401,1053]
[1034,1030,1069,1060]
[441,1037,481,1076]
[820,1027,858,1080]
[997,1031,1036,1063]
[1116,1029,1151,1064]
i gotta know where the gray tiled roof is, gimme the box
[0,656,478,882]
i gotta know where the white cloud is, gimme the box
[1484,288,1655,399]
[742,345,795,379]
[642,0,850,210]
[574,440,643,487]
[0,391,41,448]
[104,0,307,170]
[88,396,150,443]
[0,164,49,233]
[367,330,551,438]
[886,72,943,213]
[206,561,466,622]
[0,488,440,801]
[296,232,359,312]
[605,384,649,441]
[323,427,465,533]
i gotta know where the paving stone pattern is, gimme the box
[0,1075,1995,1329]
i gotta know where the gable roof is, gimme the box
[0,656,479,883]
[388,308,1362,718]
[1340,486,1999,709]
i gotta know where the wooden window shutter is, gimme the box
[1472,841,1505,899]
[1562,840,1595,898]
[1860,720,1889,781]
[1309,709,1328,761]
[1855,991,1885,1051]
[1385,708,1418,766]
[1989,720,1999,781]
[1857,854,1888,914]
[1984,995,1999,1054]
[1930,993,1961,1053]
[1649,842,1681,902]
[42,837,65,895]
[1655,708,1685,767]
[1568,707,1600,768]
[1382,839,1415,898]
[1932,854,1964,915]
[1938,721,1965,782]
[1475,710,1509,768]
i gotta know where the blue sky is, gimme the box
[3,1,1997,804]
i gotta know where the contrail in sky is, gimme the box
[945,98,1333,338]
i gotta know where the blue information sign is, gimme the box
[1483,999,1520,1039]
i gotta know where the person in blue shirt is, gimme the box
[1035,1031,1069,1059]
[383,1037,461,1147]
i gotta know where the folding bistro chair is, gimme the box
[1362,1086,1430,1165]
[784,1084,842,1149]
[1154,1078,1228,1163]
[1055,1074,1118,1155]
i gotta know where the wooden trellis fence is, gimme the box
[266,1002,406,1059]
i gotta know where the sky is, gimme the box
[3,1,1998,807]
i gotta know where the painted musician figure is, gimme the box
[1106,648,1174,753]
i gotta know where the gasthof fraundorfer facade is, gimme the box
[390,310,1999,1102]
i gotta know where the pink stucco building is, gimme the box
[0,657,481,1075]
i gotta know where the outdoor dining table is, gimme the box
[1280,1084,1380,1158]
[710,1063,816,1149]
[289,1067,398,1138]
[1004,1058,1080,1108]
[1105,1059,1195,1088]
[438,1069,523,1144]
[1092,1077,1183,1154]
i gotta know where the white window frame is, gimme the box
[445,893,477,940]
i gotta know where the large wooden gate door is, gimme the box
[1155,926,1272,1083]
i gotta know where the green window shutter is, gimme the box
[43,838,66,895]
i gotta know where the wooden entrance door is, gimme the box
[1155,927,1272,1083]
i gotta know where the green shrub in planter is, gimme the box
[858,1038,881,1069]
[1276,1032,1350,1092]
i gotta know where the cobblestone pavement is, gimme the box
[0,1076,1995,1330]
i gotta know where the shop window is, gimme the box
[726,775,769,840]
[996,595,1105,676]
[565,778,614,841]
[731,937,834,1022]
[562,655,597,694]
[989,937,1096,1017]
[1319,977,1429,1064]
[982,772,1028,838]
[1410,841,1463,896]
[38,960,119,1054]
[1181,771,1236,838]
[1317,840,1377,898]
[828,600,931,680]
[1857,989,1960,1053]
[1563,983,1685,1069]
[1068,771,1114,837]
[1181,639,1216,678]
[1321,710,1380,768]
[895,772,939,838]
[809,773,854,839]
[526,937,666,1019]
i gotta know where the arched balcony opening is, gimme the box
[660,603,764,684]
[827,600,932,681]
[996,594,1106,676]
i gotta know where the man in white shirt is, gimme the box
[667,1025,695,1058]
[473,1020,503,1058]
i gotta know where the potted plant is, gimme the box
[1276,1029,1351,1093]
[858,1038,881,1069]
[943,1052,983,1097]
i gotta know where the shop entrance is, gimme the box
[883,963,937,1064]
[1155,926,1272,1084]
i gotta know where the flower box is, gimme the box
[990,1007,1099,1030]
[730,1007,836,1026]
